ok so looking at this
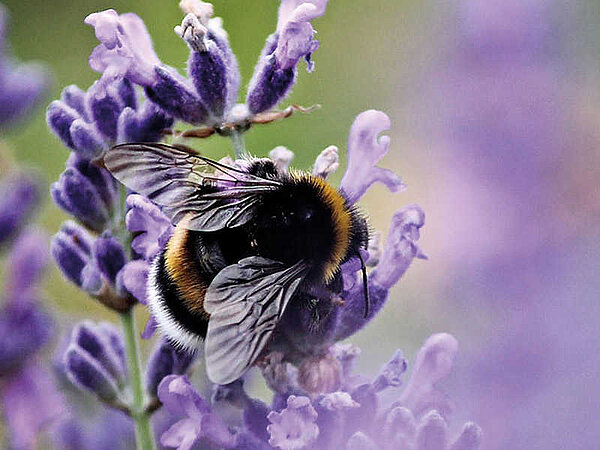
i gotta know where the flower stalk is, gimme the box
[120,309,156,450]
[230,127,247,158]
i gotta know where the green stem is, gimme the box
[121,309,156,450]
[230,128,247,159]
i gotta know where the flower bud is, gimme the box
[93,231,126,285]
[51,168,111,232]
[64,344,120,403]
[51,221,95,289]
[73,322,127,386]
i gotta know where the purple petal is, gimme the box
[1,365,64,449]
[274,3,323,71]
[267,395,319,450]
[399,334,458,417]
[125,193,173,260]
[246,55,296,114]
[160,418,200,450]
[120,260,150,304]
[340,110,405,205]
[157,375,210,419]
[277,1,328,32]
[371,205,427,289]
[372,350,408,392]
[142,315,158,339]
[85,10,161,86]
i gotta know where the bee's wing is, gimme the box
[104,143,281,231]
[203,257,309,385]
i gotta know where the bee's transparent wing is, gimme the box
[104,143,281,231]
[203,257,309,385]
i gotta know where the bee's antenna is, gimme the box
[357,251,370,318]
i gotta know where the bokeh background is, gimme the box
[1,0,599,448]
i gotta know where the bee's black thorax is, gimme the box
[250,172,368,284]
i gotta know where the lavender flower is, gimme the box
[157,374,237,449]
[155,334,480,450]
[0,5,49,128]
[0,229,64,448]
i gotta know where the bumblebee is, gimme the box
[105,143,369,384]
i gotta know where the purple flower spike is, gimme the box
[177,13,240,121]
[158,375,236,449]
[125,194,173,260]
[267,395,319,450]
[86,10,161,86]
[4,229,48,299]
[0,173,40,246]
[64,344,121,403]
[371,205,427,290]
[340,110,405,205]
[399,333,458,417]
[93,231,126,285]
[146,338,195,398]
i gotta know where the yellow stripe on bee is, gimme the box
[164,216,209,317]
[294,173,351,282]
